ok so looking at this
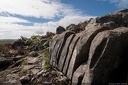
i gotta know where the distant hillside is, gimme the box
[0,39,16,45]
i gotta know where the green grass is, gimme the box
[43,50,51,70]
[44,63,51,70]
[21,60,28,65]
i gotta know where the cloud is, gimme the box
[0,15,96,39]
[0,0,96,39]
[98,0,128,8]
[0,0,82,19]
[0,16,30,24]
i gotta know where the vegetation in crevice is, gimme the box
[42,50,51,70]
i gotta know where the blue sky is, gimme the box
[0,0,128,39]
[62,0,118,16]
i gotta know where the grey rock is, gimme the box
[82,27,128,84]
[114,8,128,14]
[29,51,38,57]
[49,9,128,85]
[27,56,39,64]
[50,31,74,67]
[31,69,40,75]
[6,74,21,85]
[20,74,31,83]
[72,64,87,84]
[56,26,65,34]
[66,24,76,31]
[11,59,23,67]
[13,55,24,61]
[58,34,75,71]
[62,35,80,75]
[12,39,25,49]
[22,65,35,70]
[38,39,47,50]
[66,25,111,79]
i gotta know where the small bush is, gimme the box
[31,35,41,43]
[22,60,28,65]
[44,63,51,70]
[43,50,51,70]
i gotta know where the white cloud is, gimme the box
[0,0,96,39]
[0,16,30,23]
[0,15,96,39]
[98,0,128,8]
[0,0,81,19]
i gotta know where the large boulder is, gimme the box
[58,34,75,71]
[82,27,128,84]
[49,30,75,67]
[66,21,89,33]
[12,39,25,49]
[49,9,128,85]
[62,35,80,75]
[56,26,65,34]
[86,8,128,31]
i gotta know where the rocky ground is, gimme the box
[0,32,70,85]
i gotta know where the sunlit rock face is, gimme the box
[49,9,128,85]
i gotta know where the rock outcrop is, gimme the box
[49,9,128,85]
[56,26,66,34]
[1,9,128,85]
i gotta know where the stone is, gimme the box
[29,51,38,57]
[6,74,21,85]
[72,64,87,84]
[31,69,40,75]
[11,59,23,67]
[82,27,128,84]
[56,26,65,34]
[22,65,35,70]
[37,70,47,77]
[62,35,80,75]
[66,21,89,33]
[38,39,47,50]
[13,55,24,61]
[66,25,111,79]
[12,39,25,49]
[114,8,128,14]
[50,31,74,67]
[27,57,39,64]
[86,9,128,31]
[49,35,58,61]
[20,74,31,84]
[49,9,128,85]
[66,24,76,31]
[20,36,28,41]
[58,34,75,71]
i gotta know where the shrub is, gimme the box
[44,63,51,70]
[22,60,28,65]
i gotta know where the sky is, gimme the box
[0,0,128,39]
